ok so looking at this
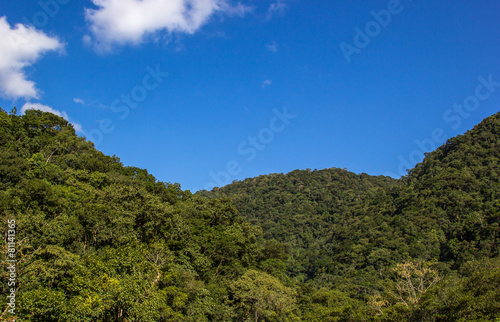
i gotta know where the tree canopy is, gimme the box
[1,108,499,321]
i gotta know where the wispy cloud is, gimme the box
[267,40,278,53]
[84,0,252,53]
[73,98,85,105]
[73,97,110,109]
[262,79,272,88]
[0,17,63,100]
[266,1,287,20]
[21,102,84,134]
[71,122,84,134]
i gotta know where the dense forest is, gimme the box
[1,108,499,321]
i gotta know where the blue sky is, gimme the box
[0,0,499,192]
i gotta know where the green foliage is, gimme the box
[201,111,500,320]
[0,109,499,321]
[413,257,500,321]
[0,110,275,321]
[229,269,298,321]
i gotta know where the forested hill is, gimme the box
[1,107,499,321]
[197,168,398,278]
[199,112,500,272]
[199,111,500,320]
[0,108,293,321]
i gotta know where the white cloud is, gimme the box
[266,1,287,20]
[0,17,63,100]
[84,0,252,53]
[262,79,272,88]
[73,98,85,104]
[73,97,109,109]
[267,40,278,53]
[21,102,84,134]
[72,123,84,134]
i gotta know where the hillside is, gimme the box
[198,168,397,280]
[0,108,287,321]
[1,108,499,321]
[201,112,500,272]
[200,111,500,320]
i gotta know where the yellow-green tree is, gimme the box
[230,269,297,321]
[389,260,441,308]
